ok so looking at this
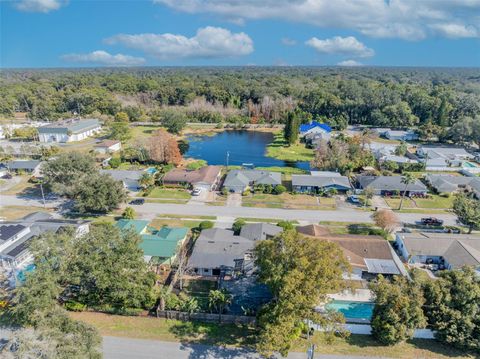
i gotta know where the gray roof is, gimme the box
[6,160,41,171]
[357,176,427,192]
[0,212,89,260]
[419,146,473,159]
[240,223,283,241]
[292,174,351,190]
[426,174,480,194]
[364,258,401,275]
[187,228,254,269]
[398,232,480,269]
[100,170,143,182]
[38,118,100,135]
[223,170,282,188]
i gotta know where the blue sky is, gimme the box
[1,0,479,68]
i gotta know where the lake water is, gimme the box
[185,130,310,170]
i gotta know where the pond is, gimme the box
[185,130,310,170]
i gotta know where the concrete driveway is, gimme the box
[226,193,242,207]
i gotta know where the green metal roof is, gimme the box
[116,219,149,235]
[140,227,188,258]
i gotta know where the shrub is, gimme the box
[198,221,214,231]
[221,187,228,196]
[274,185,287,195]
[64,301,87,312]
[122,207,136,219]
[109,157,121,168]
[242,189,250,196]
[232,219,246,234]
[277,220,294,231]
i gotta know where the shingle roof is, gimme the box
[163,165,221,186]
[357,176,427,192]
[292,174,351,189]
[240,223,283,241]
[188,228,254,269]
[223,170,282,188]
[398,232,480,269]
[426,174,480,194]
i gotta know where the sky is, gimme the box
[1,0,479,68]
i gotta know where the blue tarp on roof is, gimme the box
[299,121,332,133]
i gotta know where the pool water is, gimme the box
[325,300,374,320]
[145,167,158,175]
[16,263,35,283]
[463,161,479,168]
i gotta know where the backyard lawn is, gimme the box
[242,193,336,210]
[69,312,475,359]
[265,133,314,162]
[0,206,51,221]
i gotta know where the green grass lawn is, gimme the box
[69,312,475,359]
[254,166,308,175]
[150,218,202,229]
[157,214,217,220]
[242,193,335,210]
[236,217,299,224]
[385,195,453,210]
[265,133,314,162]
[144,188,191,200]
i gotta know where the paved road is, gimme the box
[0,194,457,225]
[103,336,389,359]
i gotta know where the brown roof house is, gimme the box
[297,225,408,279]
[163,165,221,191]
[94,140,121,154]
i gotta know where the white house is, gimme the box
[38,118,101,143]
[384,130,418,141]
[94,139,122,154]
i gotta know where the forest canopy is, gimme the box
[1,67,479,129]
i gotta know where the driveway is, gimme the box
[226,193,242,207]
[371,196,389,210]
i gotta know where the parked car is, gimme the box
[129,198,145,205]
[192,188,202,196]
[347,195,361,204]
[421,217,444,226]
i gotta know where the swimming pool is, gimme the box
[145,167,158,175]
[16,263,36,283]
[325,300,374,320]
[463,161,479,168]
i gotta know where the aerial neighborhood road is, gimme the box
[0,194,458,226]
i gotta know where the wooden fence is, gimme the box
[156,310,256,325]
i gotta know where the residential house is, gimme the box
[292,171,351,193]
[38,118,101,143]
[116,219,188,266]
[378,154,418,165]
[395,232,480,274]
[223,169,282,193]
[100,169,144,191]
[0,164,8,177]
[163,165,222,191]
[0,212,89,270]
[297,225,408,279]
[239,223,283,241]
[356,175,428,196]
[417,146,474,171]
[6,160,42,176]
[304,132,330,148]
[383,129,418,141]
[425,174,480,197]
[299,121,332,138]
[94,139,121,154]
[188,228,253,276]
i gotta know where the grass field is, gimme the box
[128,125,163,145]
[242,193,336,210]
[265,133,314,162]
[157,214,217,220]
[70,312,475,359]
[385,195,453,210]
[144,188,191,200]
[0,176,38,196]
[0,205,51,221]
[236,217,299,224]
[150,218,202,229]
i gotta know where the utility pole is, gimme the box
[39,182,46,209]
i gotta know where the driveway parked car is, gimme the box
[129,198,145,205]
[421,217,444,226]
[347,195,361,204]
[191,188,202,196]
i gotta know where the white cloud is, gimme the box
[337,60,363,66]
[155,0,480,40]
[306,36,374,58]
[429,23,479,38]
[105,26,253,60]
[281,37,296,46]
[14,0,64,13]
[61,51,146,66]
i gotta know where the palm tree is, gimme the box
[208,289,232,322]
[399,173,415,210]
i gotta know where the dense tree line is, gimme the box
[1,68,479,132]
